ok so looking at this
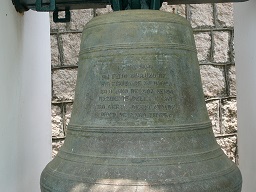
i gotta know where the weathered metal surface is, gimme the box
[40,10,242,192]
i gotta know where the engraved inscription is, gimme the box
[100,112,174,119]
[91,60,177,120]
[117,64,153,71]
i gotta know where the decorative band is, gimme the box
[43,163,239,187]
[79,43,197,55]
[57,147,223,166]
[67,121,212,133]
[85,18,191,30]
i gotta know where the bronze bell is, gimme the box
[41,10,242,192]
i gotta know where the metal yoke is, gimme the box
[12,0,248,22]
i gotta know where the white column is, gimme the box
[234,1,256,191]
[0,1,51,192]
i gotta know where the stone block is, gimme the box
[221,99,237,134]
[52,140,65,158]
[61,33,82,65]
[216,3,234,28]
[50,12,67,32]
[69,9,94,31]
[200,65,225,97]
[65,103,73,129]
[51,35,60,67]
[229,65,236,96]
[95,5,113,16]
[52,69,78,101]
[206,100,220,135]
[190,4,214,28]
[216,136,237,162]
[194,32,211,62]
[160,3,186,18]
[213,31,230,63]
[52,104,64,138]
[231,37,235,62]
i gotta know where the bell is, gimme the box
[41,10,242,192]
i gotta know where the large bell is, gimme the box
[41,10,242,192]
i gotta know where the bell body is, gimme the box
[41,10,242,192]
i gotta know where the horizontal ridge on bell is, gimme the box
[67,121,212,133]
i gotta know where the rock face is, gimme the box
[50,3,238,164]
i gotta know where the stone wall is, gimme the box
[50,3,238,163]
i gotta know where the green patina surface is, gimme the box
[41,10,242,192]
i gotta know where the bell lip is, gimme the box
[40,158,242,192]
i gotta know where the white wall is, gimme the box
[0,1,51,192]
[234,1,256,191]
